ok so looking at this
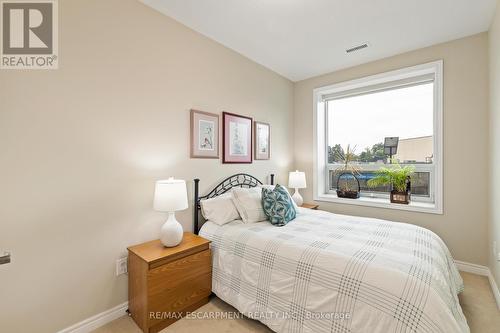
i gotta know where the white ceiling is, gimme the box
[141,0,497,81]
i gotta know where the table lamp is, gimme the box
[154,177,188,247]
[288,170,306,206]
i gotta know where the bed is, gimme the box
[194,174,469,333]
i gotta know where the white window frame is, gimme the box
[313,60,443,214]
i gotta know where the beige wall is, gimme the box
[294,33,490,266]
[489,0,500,288]
[0,1,293,332]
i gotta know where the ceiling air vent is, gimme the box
[346,43,369,54]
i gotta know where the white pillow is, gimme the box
[259,184,300,213]
[231,187,268,223]
[200,193,240,226]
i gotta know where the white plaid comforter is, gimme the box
[200,208,468,333]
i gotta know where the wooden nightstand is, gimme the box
[127,232,211,333]
[301,203,319,210]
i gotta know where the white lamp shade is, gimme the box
[288,170,306,189]
[154,178,189,212]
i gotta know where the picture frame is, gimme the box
[254,121,270,160]
[190,109,219,159]
[222,112,253,164]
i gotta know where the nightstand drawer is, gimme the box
[147,249,211,327]
[128,233,212,333]
[148,249,211,291]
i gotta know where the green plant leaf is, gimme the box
[367,163,415,192]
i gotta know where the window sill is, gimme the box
[314,194,442,215]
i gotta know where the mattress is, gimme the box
[199,208,468,333]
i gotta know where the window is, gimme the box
[313,61,443,214]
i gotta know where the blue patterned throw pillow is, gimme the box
[261,184,297,226]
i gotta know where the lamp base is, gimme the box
[160,212,184,247]
[291,189,303,207]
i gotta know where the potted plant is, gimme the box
[334,145,361,199]
[367,162,415,204]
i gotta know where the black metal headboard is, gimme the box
[194,173,275,234]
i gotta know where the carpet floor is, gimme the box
[93,272,499,333]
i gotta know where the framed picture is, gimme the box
[254,121,270,160]
[190,109,219,159]
[222,112,253,163]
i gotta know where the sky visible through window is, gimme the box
[327,83,434,152]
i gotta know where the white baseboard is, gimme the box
[56,301,128,333]
[454,260,490,276]
[487,271,500,311]
[455,260,500,310]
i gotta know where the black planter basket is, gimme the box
[336,172,360,199]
